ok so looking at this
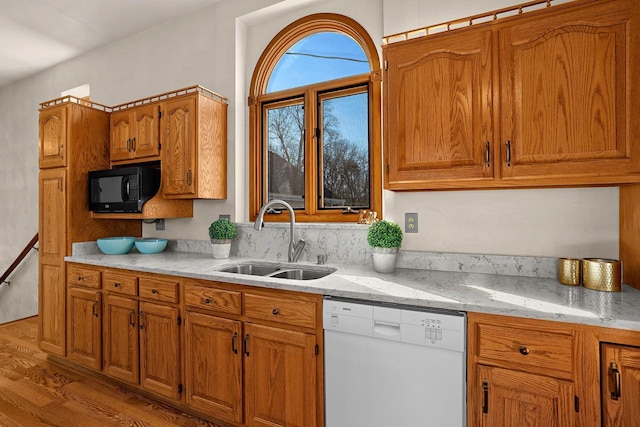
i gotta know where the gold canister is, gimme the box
[582,258,622,292]
[558,258,581,286]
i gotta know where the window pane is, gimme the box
[265,101,305,208]
[267,32,369,93]
[319,90,369,209]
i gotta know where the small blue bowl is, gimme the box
[135,238,168,254]
[97,237,136,255]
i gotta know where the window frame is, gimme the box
[248,13,382,223]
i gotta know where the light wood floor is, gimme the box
[0,316,220,427]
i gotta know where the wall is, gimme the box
[0,0,619,322]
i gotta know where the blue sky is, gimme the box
[268,32,369,148]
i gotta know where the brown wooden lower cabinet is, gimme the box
[468,312,579,426]
[103,294,181,401]
[184,311,243,424]
[39,263,66,356]
[67,287,102,370]
[600,343,640,426]
[244,323,317,427]
[103,293,139,384]
[62,265,324,426]
[476,365,576,427]
[139,301,181,400]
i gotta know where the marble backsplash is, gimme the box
[74,223,559,279]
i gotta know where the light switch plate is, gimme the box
[155,219,165,230]
[405,213,418,233]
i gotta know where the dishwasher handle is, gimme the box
[373,320,401,340]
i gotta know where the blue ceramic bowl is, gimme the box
[97,237,136,255]
[135,238,168,254]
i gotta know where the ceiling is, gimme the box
[0,0,222,89]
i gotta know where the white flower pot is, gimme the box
[211,239,232,259]
[371,247,399,273]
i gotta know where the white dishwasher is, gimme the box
[323,297,466,427]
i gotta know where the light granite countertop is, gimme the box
[65,249,640,332]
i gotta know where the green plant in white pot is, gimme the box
[209,218,238,259]
[367,220,403,273]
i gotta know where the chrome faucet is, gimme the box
[254,199,305,263]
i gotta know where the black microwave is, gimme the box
[89,166,160,213]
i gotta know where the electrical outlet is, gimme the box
[405,213,418,233]
[155,219,165,230]
[219,214,231,220]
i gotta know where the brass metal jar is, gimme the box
[558,258,581,286]
[582,258,622,292]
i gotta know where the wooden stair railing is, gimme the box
[1,233,38,287]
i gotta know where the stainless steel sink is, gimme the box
[218,264,281,276]
[270,268,333,280]
[216,262,335,280]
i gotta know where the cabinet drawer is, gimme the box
[184,283,241,315]
[244,293,316,329]
[67,265,101,289]
[102,271,138,296]
[139,277,179,304]
[476,323,574,376]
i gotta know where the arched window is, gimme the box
[249,13,382,223]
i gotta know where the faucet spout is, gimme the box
[253,199,304,263]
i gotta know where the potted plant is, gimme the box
[367,219,403,273]
[209,218,238,259]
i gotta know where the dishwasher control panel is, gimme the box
[323,298,465,353]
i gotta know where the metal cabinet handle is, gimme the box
[92,301,99,318]
[505,140,511,167]
[139,311,145,330]
[485,141,491,167]
[77,275,84,281]
[244,334,250,356]
[204,298,211,304]
[611,362,621,400]
[126,138,131,151]
[152,289,158,294]
[482,381,489,414]
[186,169,192,187]
[519,345,530,355]
[131,137,136,151]
[129,310,136,327]
[272,308,279,315]
[114,282,120,288]
[231,332,238,354]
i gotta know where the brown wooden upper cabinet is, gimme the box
[161,92,227,199]
[383,0,640,190]
[110,104,161,163]
[39,105,67,169]
[108,87,228,200]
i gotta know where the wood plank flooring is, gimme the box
[0,317,221,427]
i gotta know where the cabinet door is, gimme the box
[38,264,66,356]
[384,28,494,189]
[601,343,640,426]
[38,169,67,356]
[131,105,160,160]
[139,301,181,401]
[103,294,139,384]
[39,170,66,265]
[499,0,640,182]
[244,323,317,427]
[477,365,575,427]
[184,311,242,424]
[67,287,102,370]
[161,97,197,197]
[110,110,132,162]
[39,105,66,168]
